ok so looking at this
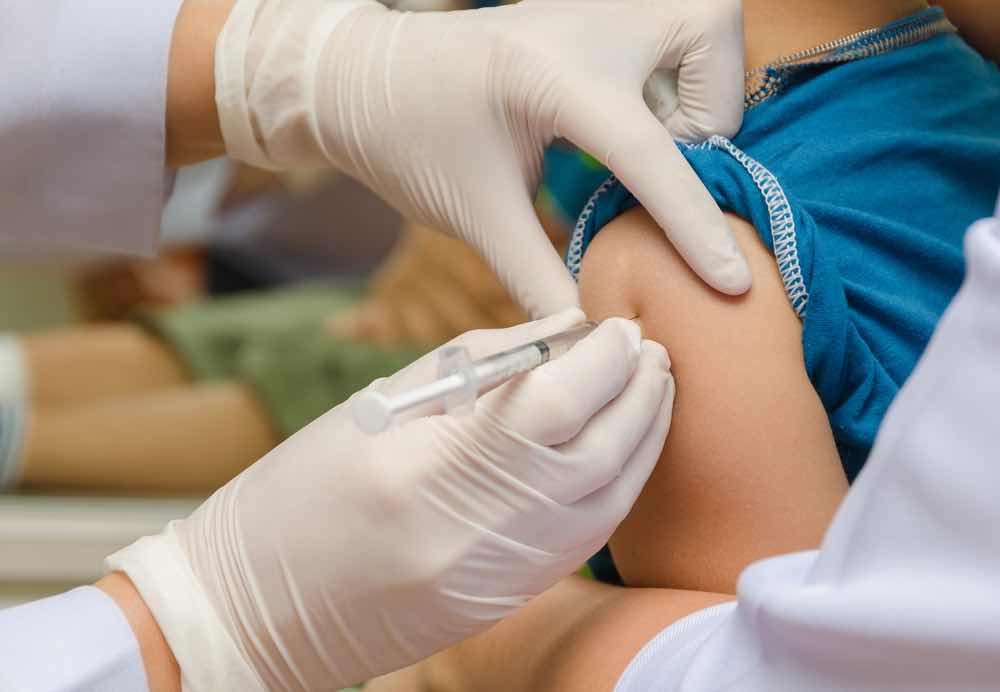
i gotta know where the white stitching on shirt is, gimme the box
[702,135,810,318]
[565,137,810,319]
[566,174,617,281]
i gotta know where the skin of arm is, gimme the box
[16,325,277,493]
[366,211,847,691]
[19,381,277,493]
[580,209,848,592]
[23,326,188,407]
[165,0,237,167]
[366,576,731,692]
[96,572,182,692]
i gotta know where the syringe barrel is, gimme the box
[352,321,599,433]
[468,321,598,392]
[534,321,598,359]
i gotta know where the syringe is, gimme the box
[352,321,599,434]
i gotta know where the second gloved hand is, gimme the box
[216,0,749,318]
[108,311,674,690]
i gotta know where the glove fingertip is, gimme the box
[710,251,753,295]
[665,108,742,145]
[668,204,753,296]
[640,339,670,371]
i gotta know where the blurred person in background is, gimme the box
[1,221,523,494]
[2,112,610,494]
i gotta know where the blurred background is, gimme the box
[0,139,603,609]
[0,3,625,642]
[0,159,445,598]
[0,162,391,607]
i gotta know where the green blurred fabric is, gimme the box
[141,283,424,437]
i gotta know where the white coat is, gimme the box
[0,3,181,690]
[0,0,182,254]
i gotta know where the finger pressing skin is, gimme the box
[571,365,675,538]
[481,317,641,447]
[543,340,672,505]
[559,93,751,296]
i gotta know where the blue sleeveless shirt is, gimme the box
[567,9,1000,482]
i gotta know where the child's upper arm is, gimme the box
[580,207,848,593]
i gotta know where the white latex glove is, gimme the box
[108,311,674,691]
[216,0,749,318]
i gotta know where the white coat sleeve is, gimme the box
[0,0,184,254]
[0,587,148,692]
[616,205,1000,692]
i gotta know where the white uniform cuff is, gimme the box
[0,586,147,692]
[615,602,736,692]
[106,522,265,692]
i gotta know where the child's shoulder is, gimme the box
[565,30,1000,479]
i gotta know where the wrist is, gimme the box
[107,521,268,690]
[166,0,238,167]
[97,572,182,692]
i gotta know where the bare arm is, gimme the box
[23,325,188,407]
[16,324,274,493]
[165,0,237,166]
[580,209,848,593]
[369,210,848,691]
[20,382,276,494]
[367,576,731,692]
[96,573,182,692]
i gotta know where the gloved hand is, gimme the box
[215,0,749,318]
[108,311,675,690]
